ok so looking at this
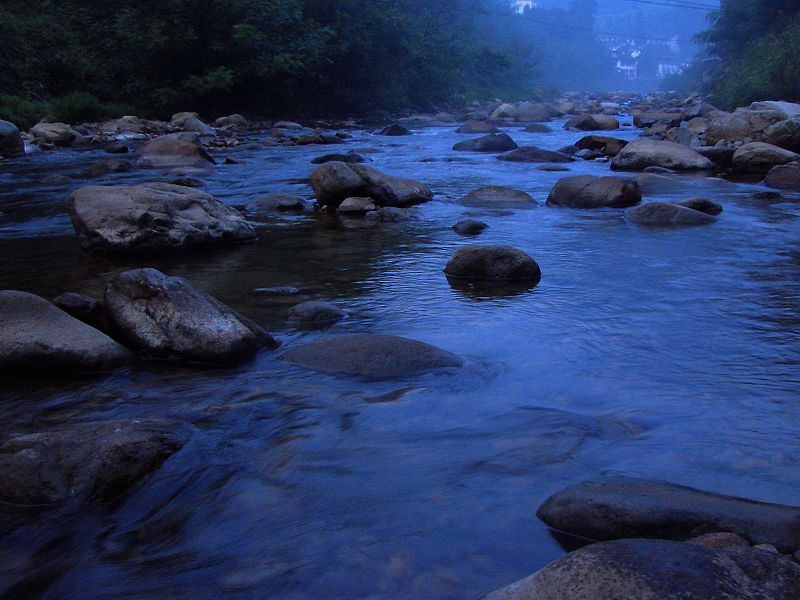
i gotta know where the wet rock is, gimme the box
[376,124,411,136]
[136,133,215,169]
[108,115,142,133]
[311,152,365,164]
[494,101,552,122]
[611,139,715,171]
[181,116,213,135]
[456,121,499,134]
[53,292,113,334]
[484,538,800,600]
[452,219,488,235]
[547,175,641,209]
[274,121,304,130]
[536,165,570,172]
[764,163,800,191]
[104,141,129,154]
[338,196,376,214]
[168,177,204,188]
[633,112,684,128]
[732,142,799,174]
[763,118,800,152]
[537,477,800,552]
[643,166,675,174]
[363,207,412,223]
[626,202,716,227]
[86,158,134,177]
[696,146,735,168]
[247,193,304,213]
[444,245,541,284]
[575,149,602,160]
[672,197,723,215]
[452,133,517,152]
[689,532,750,549]
[496,146,573,163]
[105,268,278,364]
[0,290,129,375]
[287,301,346,330]
[283,334,462,377]
[67,182,255,253]
[524,123,551,133]
[310,161,432,208]
[458,186,536,209]
[0,419,189,505]
[0,120,25,157]
[214,114,248,128]
[565,114,619,131]
[30,122,82,147]
[574,135,628,157]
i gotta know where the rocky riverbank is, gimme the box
[1,90,799,597]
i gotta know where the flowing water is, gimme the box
[0,120,799,599]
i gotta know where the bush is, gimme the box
[49,92,133,125]
[0,94,50,129]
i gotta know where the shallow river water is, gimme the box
[0,119,799,598]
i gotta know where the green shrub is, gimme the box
[49,92,133,124]
[0,94,50,129]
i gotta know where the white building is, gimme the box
[514,1,537,14]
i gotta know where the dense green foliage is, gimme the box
[0,0,539,123]
[685,0,800,108]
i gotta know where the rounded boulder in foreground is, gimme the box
[283,334,462,377]
[444,245,541,284]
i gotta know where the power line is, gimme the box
[610,0,718,11]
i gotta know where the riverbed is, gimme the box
[1,119,799,598]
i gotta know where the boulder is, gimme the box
[672,197,723,215]
[67,182,256,253]
[686,117,710,136]
[749,101,800,119]
[338,196,376,214]
[732,142,799,173]
[765,163,800,191]
[626,202,716,227]
[246,193,305,213]
[104,141,129,154]
[458,186,536,209]
[86,158,134,177]
[497,146,573,163]
[537,477,800,552]
[763,118,800,152]
[524,124,551,133]
[287,301,346,330]
[105,268,278,364]
[513,102,552,122]
[611,139,715,171]
[574,135,628,157]
[456,121,499,134]
[546,175,641,209]
[214,114,248,128]
[135,134,215,168]
[283,334,462,377]
[53,292,113,334]
[30,122,82,147]
[0,419,189,505]
[309,162,432,208]
[0,291,129,374]
[452,219,488,235]
[633,112,683,128]
[376,123,411,136]
[696,146,735,168]
[490,103,517,120]
[0,120,25,157]
[311,152,365,164]
[444,245,541,284]
[109,115,142,133]
[452,133,518,152]
[181,116,214,136]
[484,538,800,600]
[565,114,619,131]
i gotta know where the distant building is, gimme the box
[600,35,690,81]
[514,1,537,14]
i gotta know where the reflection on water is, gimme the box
[1,120,800,598]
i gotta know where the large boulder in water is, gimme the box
[30,122,83,147]
[611,139,715,171]
[67,182,255,253]
[283,334,462,377]
[565,114,619,131]
[287,301,346,330]
[484,538,800,600]
[0,419,189,505]
[456,121,499,134]
[214,114,248,128]
[105,268,278,364]
[458,186,536,209]
[763,118,800,152]
[546,175,641,209]
[0,120,24,157]
[732,142,799,174]
[765,163,800,191]
[0,291,129,375]
[452,133,517,152]
[537,477,800,552]
[575,135,628,157]
[496,146,573,163]
[626,202,717,227]
[444,245,541,284]
[135,133,215,168]
[309,161,432,208]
